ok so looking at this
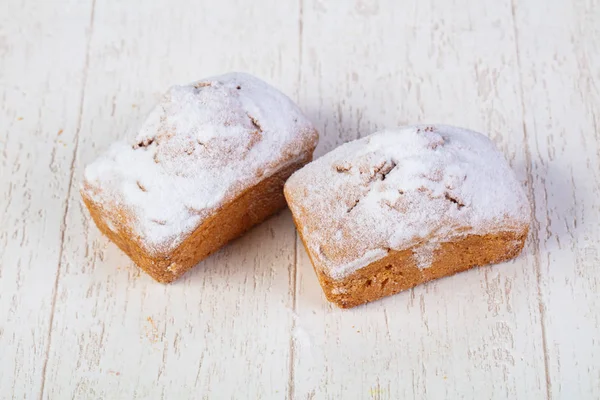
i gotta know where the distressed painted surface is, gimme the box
[0,0,93,396]
[0,0,598,398]
[294,1,546,398]
[513,0,600,397]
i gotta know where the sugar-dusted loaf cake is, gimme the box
[284,125,530,308]
[82,72,318,283]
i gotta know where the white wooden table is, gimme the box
[1,0,599,398]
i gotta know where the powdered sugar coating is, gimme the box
[285,125,530,280]
[83,72,318,255]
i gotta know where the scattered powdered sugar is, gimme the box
[330,287,348,295]
[82,72,317,255]
[412,242,440,270]
[285,125,531,280]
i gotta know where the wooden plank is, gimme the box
[292,0,547,398]
[39,0,302,398]
[3,0,598,397]
[0,0,93,397]
[512,0,600,398]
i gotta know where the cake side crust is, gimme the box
[84,153,312,283]
[307,227,529,308]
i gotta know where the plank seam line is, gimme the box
[510,1,552,398]
[288,229,298,400]
[288,2,303,398]
[38,0,97,397]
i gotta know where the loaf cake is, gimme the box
[284,125,530,308]
[82,72,318,282]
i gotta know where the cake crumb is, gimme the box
[145,317,160,344]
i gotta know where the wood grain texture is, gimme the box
[0,0,598,398]
[39,0,301,398]
[293,0,549,398]
[513,0,600,397]
[0,0,93,397]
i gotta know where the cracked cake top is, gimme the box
[284,125,530,280]
[82,72,318,255]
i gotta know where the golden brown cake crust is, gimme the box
[83,155,311,283]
